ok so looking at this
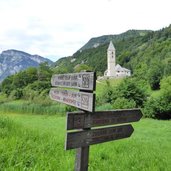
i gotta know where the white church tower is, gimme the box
[103,41,131,79]
[106,41,116,77]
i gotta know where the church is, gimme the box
[104,41,131,78]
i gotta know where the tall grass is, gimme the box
[0,114,171,171]
[0,100,116,116]
[0,115,74,170]
[0,100,68,115]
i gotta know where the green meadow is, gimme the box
[0,113,171,171]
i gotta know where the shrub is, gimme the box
[9,89,23,100]
[148,62,164,90]
[100,80,115,104]
[112,97,136,109]
[143,97,171,119]
[96,103,113,111]
[65,105,77,112]
[115,78,147,107]
[160,76,171,101]
[143,97,159,118]
[96,78,147,109]
[143,76,171,119]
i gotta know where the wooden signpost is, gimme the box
[50,71,143,171]
[66,109,142,130]
[51,72,95,91]
[66,124,134,150]
[49,88,95,112]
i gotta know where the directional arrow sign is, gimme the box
[49,88,95,112]
[66,109,143,130]
[51,72,96,91]
[65,124,134,150]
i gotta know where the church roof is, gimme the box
[108,41,115,51]
[115,64,130,72]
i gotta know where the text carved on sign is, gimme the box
[65,124,134,150]
[66,109,143,130]
[51,72,95,91]
[49,88,94,112]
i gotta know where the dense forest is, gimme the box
[0,25,171,119]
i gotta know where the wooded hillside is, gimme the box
[54,25,171,79]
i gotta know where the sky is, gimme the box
[0,0,170,61]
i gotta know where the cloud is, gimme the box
[0,0,171,61]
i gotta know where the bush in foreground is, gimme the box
[143,76,171,119]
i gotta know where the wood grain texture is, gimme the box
[66,109,142,130]
[65,124,134,150]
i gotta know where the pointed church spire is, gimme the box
[107,41,115,51]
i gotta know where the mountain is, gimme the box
[54,29,152,73]
[54,25,171,78]
[0,49,53,82]
[79,30,151,51]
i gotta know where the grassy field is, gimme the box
[0,113,171,171]
[96,78,123,96]
[0,100,68,115]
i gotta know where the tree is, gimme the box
[52,66,69,74]
[148,61,164,90]
[115,78,147,107]
[25,67,38,83]
[100,80,114,104]
[37,62,52,81]
[113,97,136,109]
[74,64,93,73]
[133,63,148,81]
[143,76,171,119]
[12,71,26,89]
[0,76,13,96]
[9,88,23,100]
[160,76,171,101]
[164,58,171,76]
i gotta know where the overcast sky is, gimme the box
[0,0,170,61]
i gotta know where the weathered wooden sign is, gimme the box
[49,71,142,171]
[49,88,95,112]
[65,124,134,150]
[66,109,142,130]
[51,72,96,91]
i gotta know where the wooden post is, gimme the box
[75,71,96,171]
[75,129,90,171]
[74,110,92,171]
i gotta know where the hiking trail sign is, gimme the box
[66,109,142,130]
[51,72,95,91]
[50,71,143,171]
[49,88,95,112]
[65,124,134,150]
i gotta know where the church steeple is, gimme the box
[108,41,115,51]
[106,41,116,77]
[104,41,131,78]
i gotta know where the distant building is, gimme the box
[104,41,131,78]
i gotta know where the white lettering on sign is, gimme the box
[51,72,95,91]
[49,88,94,112]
